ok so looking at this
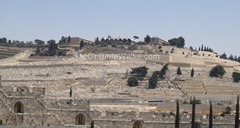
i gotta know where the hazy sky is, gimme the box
[0,0,239,56]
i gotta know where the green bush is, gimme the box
[130,66,148,77]
[232,72,240,82]
[210,65,226,77]
[127,77,139,87]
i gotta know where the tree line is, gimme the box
[175,96,239,128]
[127,64,240,90]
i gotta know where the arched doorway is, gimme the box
[133,121,143,128]
[14,102,24,113]
[76,114,85,125]
[194,122,201,128]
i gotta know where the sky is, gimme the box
[0,0,240,56]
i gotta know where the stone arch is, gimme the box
[133,121,143,128]
[76,114,85,125]
[14,102,24,113]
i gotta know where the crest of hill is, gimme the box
[81,46,133,54]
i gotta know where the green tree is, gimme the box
[47,40,57,56]
[168,37,185,48]
[127,77,139,87]
[209,101,213,128]
[191,68,194,77]
[159,64,169,79]
[91,121,94,128]
[220,53,227,59]
[235,95,239,128]
[35,45,41,55]
[191,96,196,128]
[80,40,84,50]
[95,37,100,45]
[133,36,139,41]
[68,36,71,43]
[130,66,149,77]
[175,99,180,128]
[148,74,158,89]
[58,36,65,44]
[144,35,150,44]
[177,36,185,48]
[34,39,45,46]
[232,72,240,83]
[177,67,182,75]
[210,65,226,77]
[229,54,234,60]
[1,37,7,44]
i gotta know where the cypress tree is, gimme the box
[91,121,94,128]
[235,95,239,128]
[175,99,180,128]
[209,101,213,128]
[191,68,194,77]
[191,96,196,128]
[177,67,182,75]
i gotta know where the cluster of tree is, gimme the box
[130,66,148,77]
[148,64,169,89]
[232,72,240,83]
[0,37,36,47]
[209,64,240,83]
[209,65,226,78]
[198,44,214,52]
[34,39,66,56]
[175,96,240,128]
[176,67,195,77]
[95,37,132,47]
[219,53,240,63]
[230,55,240,62]
[168,37,185,48]
[127,66,149,87]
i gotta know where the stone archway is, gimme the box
[76,114,85,125]
[14,102,24,113]
[194,122,201,128]
[133,121,143,128]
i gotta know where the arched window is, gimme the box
[14,102,24,113]
[133,121,143,128]
[76,114,85,125]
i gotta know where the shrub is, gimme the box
[177,67,182,75]
[148,75,158,89]
[127,77,139,87]
[232,72,240,82]
[130,66,149,77]
[210,65,226,77]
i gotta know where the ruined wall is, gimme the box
[0,84,91,126]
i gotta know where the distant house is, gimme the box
[66,37,93,45]
[149,37,168,45]
[60,37,93,48]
